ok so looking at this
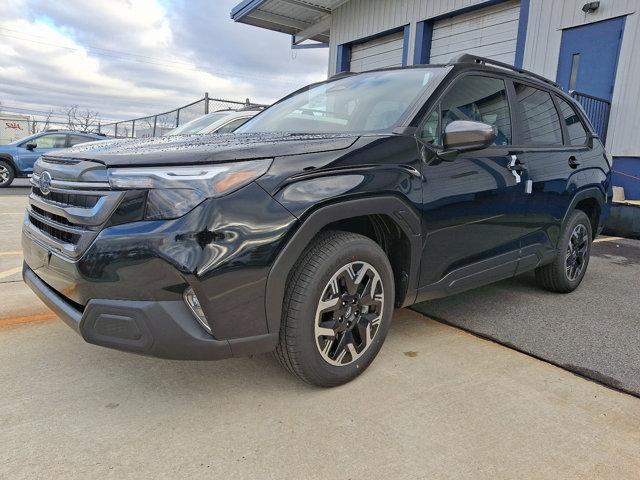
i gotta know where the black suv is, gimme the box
[22,55,612,386]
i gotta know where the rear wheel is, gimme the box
[275,231,395,387]
[0,160,15,188]
[535,210,592,293]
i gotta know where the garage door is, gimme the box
[350,30,404,72]
[430,0,520,65]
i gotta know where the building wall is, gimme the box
[329,0,493,76]
[522,0,639,158]
[328,0,640,158]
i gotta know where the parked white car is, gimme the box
[165,109,260,136]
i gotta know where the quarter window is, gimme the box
[556,96,588,146]
[438,75,512,145]
[419,109,439,144]
[514,84,563,146]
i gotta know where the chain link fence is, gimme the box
[99,93,267,138]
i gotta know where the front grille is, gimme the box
[28,215,81,244]
[31,205,77,227]
[26,167,125,258]
[32,186,100,208]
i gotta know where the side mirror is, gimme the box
[25,143,37,151]
[442,120,497,153]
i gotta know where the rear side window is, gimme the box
[215,117,251,134]
[69,135,94,146]
[513,83,563,146]
[438,75,512,145]
[556,96,588,146]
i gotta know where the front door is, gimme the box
[557,16,625,101]
[16,133,68,174]
[416,74,532,299]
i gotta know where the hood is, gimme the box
[43,132,360,167]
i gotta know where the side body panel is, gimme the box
[416,146,533,301]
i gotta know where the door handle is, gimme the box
[507,155,527,172]
[568,156,581,168]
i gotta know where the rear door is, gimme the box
[509,82,581,268]
[416,73,531,296]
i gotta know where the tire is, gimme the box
[0,160,15,188]
[535,210,592,293]
[275,231,395,387]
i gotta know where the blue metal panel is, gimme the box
[336,44,351,73]
[613,157,640,200]
[413,21,433,65]
[402,25,411,66]
[514,0,530,68]
[557,16,626,101]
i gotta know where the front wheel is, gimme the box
[535,210,592,293]
[275,231,395,387]
[0,160,15,188]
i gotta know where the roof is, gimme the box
[231,0,347,45]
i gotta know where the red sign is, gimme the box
[5,122,23,130]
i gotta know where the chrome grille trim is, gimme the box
[29,188,124,227]
[31,173,111,191]
[25,162,124,259]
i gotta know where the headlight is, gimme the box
[107,159,272,219]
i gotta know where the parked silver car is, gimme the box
[164,109,261,136]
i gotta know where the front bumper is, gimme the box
[23,264,277,360]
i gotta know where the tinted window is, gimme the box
[556,96,588,146]
[215,117,251,134]
[69,135,94,146]
[26,134,67,149]
[514,84,563,146]
[438,75,512,145]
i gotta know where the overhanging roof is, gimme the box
[231,0,347,45]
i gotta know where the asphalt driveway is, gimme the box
[413,236,640,397]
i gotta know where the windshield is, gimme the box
[238,68,444,134]
[165,112,231,136]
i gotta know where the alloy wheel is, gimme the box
[565,223,589,281]
[0,165,9,185]
[314,261,384,366]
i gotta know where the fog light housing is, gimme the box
[183,287,212,335]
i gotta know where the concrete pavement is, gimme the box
[2,309,640,479]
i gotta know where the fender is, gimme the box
[264,195,422,334]
[562,186,607,235]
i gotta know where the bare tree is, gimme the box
[64,105,77,130]
[64,105,100,132]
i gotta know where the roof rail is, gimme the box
[448,53,560,88]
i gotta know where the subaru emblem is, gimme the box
[39,171,52,195]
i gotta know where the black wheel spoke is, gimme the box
[564,223,590,281]
[314,261,385,366]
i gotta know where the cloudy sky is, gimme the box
[0,0,328,124]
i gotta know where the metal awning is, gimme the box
[230,0,347,46]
